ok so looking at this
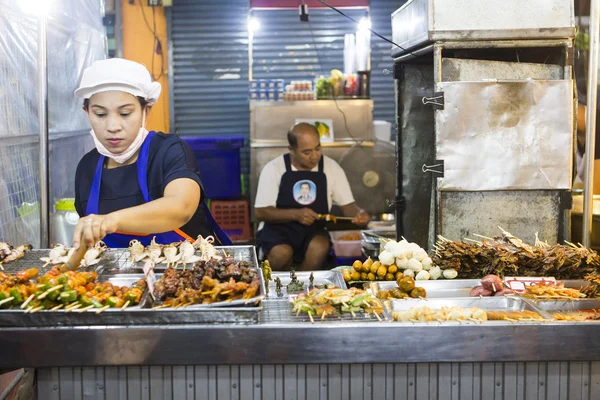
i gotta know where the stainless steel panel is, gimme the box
[435,80,573,191]
[439,190,565,245]
[391,0,575,56]
[305,365,319,400]
[239,365,253,400]
[250,100,373,143]
[12,324,600,368]
[442,58,565,82]
[395,63,435,249]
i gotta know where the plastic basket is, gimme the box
[210,200,252,242]
[181,135,244,199]
[329,230,362,257]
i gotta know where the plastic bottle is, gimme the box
[51,198,80,246]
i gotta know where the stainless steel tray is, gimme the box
[146,268,266,309]
[0,249,106,274]
[0,306,259,327]
[98,245,259,274]
[525,299,600,313]
[368,279,479,298]
[360,230,395,245]
[0,274,150,327]
[268,270,347,298]
[261,297,386,323]
[386,296,552,320]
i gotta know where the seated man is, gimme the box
[254,122,370,271]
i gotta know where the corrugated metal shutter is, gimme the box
[251,8,365,81]
[169,0,250,190]
[170,0,250,136]
[370,0,405,126]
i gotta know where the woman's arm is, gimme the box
[72,178,200,249]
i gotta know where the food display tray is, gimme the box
[525,299,600,313]
[385,296,552,320]
[0,249,105,274]
[99,245,259,274]
[144,268,266,309]
[367,279,478,298]
[267,270,347,298]
[0,274,147,327]
[261,298,387,324]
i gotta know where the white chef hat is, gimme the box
[74,58,161,105]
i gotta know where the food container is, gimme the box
[371,279,477,298]
[330,230,362,257]
[385,296,552,321]
[51,198,79,247]
[525,299,600,314]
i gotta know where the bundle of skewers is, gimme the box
[40,241,107,268]
[0,266,146,313]
[128,235,219,268]
[0,242,32,269]
[582,274,600,298]
[152,257,261,308]
[292,287,384,323]
[432,228,600,279]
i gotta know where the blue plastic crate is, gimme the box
[180,135,244,199]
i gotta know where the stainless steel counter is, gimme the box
[2,298,600,368]
[1,249,599,369]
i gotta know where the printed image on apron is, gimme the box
[293,180,316,206]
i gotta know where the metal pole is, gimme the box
[248,30,253,81]
[37,15,50,248]
[115,0,123,58]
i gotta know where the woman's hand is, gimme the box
[72,213,119,249]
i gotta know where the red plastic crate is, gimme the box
[210,200,252,242]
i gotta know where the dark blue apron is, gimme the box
[85,131,231,247]
[256,154,328,256]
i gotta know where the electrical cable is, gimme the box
[306,18,364,148]
[316,0,419,58]
[138,0,164,81]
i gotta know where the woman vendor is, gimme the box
[72,58,230,250]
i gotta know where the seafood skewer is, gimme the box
[147,237,164,266]
[0,242,14,263]
[40,244,68,267]
[128,239,148,263]
[162,242,181,268]
[193,235,218,261]
[0,244,32,268]
[178,240,199,270]
[80,241,107,268]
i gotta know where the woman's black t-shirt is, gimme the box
[75,132,217,241]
